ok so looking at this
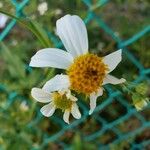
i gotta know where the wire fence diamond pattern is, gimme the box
[0,0,150,149]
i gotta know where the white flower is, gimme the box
[134,98,149,111]
[31,78,81,124]
[30,14,126,115]
[20,101,29,111]
[37,2,48,15]
[0,13,8,28]
[55,9,63,16]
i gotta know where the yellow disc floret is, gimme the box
[67,53,108,95]
[53,92,73,111]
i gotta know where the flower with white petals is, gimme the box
[20,101,29,111]
[31,80,81,124]
[0,13,8,28]
[37,2,48,15]
[30,14,126,115]
[134,98,149,111]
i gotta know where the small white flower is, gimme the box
[55,9,63,15]
[30,14,126,115]
[37,2,48,15]
[134,98,149,111]
[31,78,81,124]
[0,13,8,28]
[20,101,29,111]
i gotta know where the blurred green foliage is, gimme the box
[0,0,150,149]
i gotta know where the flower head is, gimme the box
[31,77,81,124]
[134,98,149,111]
[37,2,48,15]
[67,53,108,94]
[30,14,125,115]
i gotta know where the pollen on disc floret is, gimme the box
[53,92,73,111]
[67,53,108,95]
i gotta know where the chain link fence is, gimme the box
[0,0,150,149]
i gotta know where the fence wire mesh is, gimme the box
[0,0,150,150]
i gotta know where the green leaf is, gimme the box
[135,83,147,95]
[0,10,51,47]
[131,93,141,103]
[38,68,55,87]
[72,133,82,150]
[0,42,25,79]
[28,20,51,47]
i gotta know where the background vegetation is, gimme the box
[0,0,149,149]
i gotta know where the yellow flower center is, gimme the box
[67,53,108,95]
[53,92,73,111]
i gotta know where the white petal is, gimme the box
[63,110,70,124]
[29,48,73,69]
[103,74,126,85]
[0,14,8,28]
[42,74,70,93]
[96,88,103,97]
[69,95,78,102]
[66,90,78,101]
[103,49,122,73]
[56,14,88,58]
[31,88,52,103]
[71,103,81,119]
[40,102,56,117]
[89,88,103,115]
[89,95,96,115]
